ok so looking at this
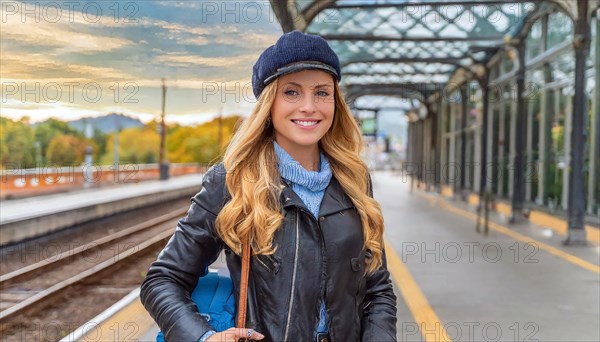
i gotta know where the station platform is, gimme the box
[59,171,600,342]
[0,173,204,245]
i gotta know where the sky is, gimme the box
[0,0,284,125]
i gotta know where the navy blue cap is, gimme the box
[252,31,341,99]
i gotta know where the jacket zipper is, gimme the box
[297,207,331,339]
[317,216,330,337]
[283,208,300,342]
[282,206,346,341]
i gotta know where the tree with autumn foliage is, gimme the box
[100,121,161,164]
[0,117,35,168]
[34,118,83,163]
[46,134,93,165]
[2,114,244,168]
[167,115,242,164]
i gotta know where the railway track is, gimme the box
[0,208,186,339]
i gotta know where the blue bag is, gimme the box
[156,269,235,342]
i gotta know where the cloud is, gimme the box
[0,1,135,53]
[158,22,212,36]
[167,77,252,91]
[0,0,278,124]
[0,91,253,125]
[179,36,211,46]
[214,31,278,48]
[147,19,277,49]
[0,98,110,123]
[154,1,204,10]
[153,52,256,68]
[1,53,138,82]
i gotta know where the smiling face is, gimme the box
[270,69,335,156]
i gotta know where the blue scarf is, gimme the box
[273,140,332,219]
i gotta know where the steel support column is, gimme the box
[430,107,440,188]
[449,103,457,189]
[565,1,591,244]
[418,120,422,180]
[269,0,298,32]
[592,13,600,215]
[511,42,527,222]
[407,122,414,176]
[479,71,490,198]
[537,63,554,206]
[460,87,468,196]
[373,109,380,139]
[536,14,552,206]
[423,116,431,185]
[435,100,443,187]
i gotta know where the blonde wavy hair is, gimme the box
[215,79,385,274]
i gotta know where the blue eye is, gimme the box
[316,90,329,97]
[284,89,299,96]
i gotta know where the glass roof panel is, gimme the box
[308,3,534,39]
[335,0,522,6]
[296,0,537,103]
[345,73,451,84]
[328,40,479,65]
[295,0,318,12]
[343,62,456,74]
[353,96,415,110]
[345,83,442,99]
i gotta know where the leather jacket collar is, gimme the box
[280,176,355,217]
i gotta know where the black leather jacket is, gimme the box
[140,163,397,342]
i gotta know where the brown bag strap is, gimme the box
[237,236,251,328]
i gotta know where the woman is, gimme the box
[140,31,397,342]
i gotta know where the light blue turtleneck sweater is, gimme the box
[274,140,332,335]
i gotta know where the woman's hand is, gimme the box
[206,328,265,341]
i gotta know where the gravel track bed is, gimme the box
[0,244,165,342]
[1,198,191,274]
[2,220,177,291]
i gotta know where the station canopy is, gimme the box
[271,0,542,106]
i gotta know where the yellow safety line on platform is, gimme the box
[443,191,600,245]
[385,240,451,342]
[418,192,600,275]
[76,299,154,342]
[528,209,600,245]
